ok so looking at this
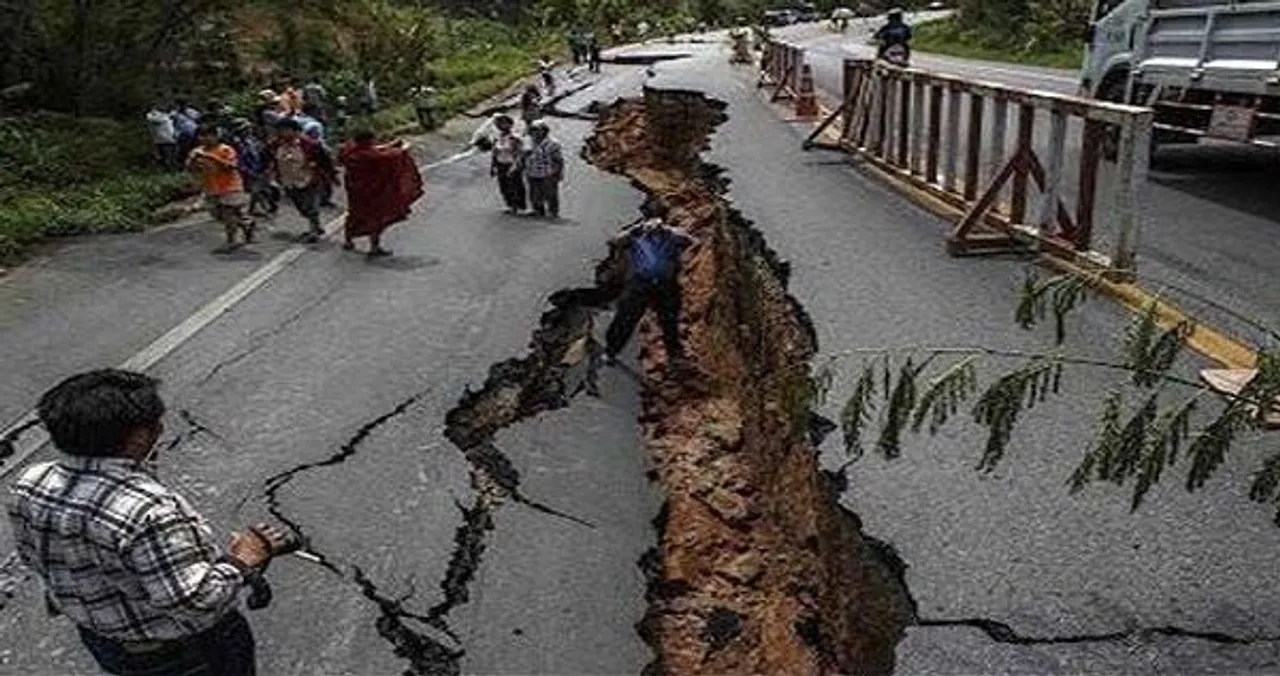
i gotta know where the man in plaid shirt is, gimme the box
[7,369,291,675]
[524,120,565,219]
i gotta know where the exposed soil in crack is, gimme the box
[581,87,1280,669]
[423,254,629,661]
[584,87,915,674]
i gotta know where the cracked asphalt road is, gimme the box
[778,17,1280,343]
[0,68,658,673]
[2,35,1280,675]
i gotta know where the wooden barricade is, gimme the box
[757,40,804,103]
[805,59,1154,275]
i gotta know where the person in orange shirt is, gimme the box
[187,125,255,253]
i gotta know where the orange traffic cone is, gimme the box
[794,64,819,120]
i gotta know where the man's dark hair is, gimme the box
[37,370,165,458]
[276,118,302,132]
[197,123,219,138]
[353,129,376,144]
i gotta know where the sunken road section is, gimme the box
[584,87,915,675]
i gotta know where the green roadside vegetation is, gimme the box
[0,116,196,262]
[913,16,1085,69]
[4,0,768,264]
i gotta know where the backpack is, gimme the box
[630,228,680,281]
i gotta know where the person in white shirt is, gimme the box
[488,114,526,214]
[145,103,179,171]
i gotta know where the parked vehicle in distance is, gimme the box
[763,9,798,25]
[1082,0,1280,148]
[796,3,822,21]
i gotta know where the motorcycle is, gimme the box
[878,41,910,67]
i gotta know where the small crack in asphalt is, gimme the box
[199,282,343,386]
[918,617,1280,646]
[261,388,429,547]
[255,387,470,675]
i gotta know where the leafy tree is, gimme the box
[0,0,242,116]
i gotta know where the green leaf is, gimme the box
[1076,390,1122,491]
[877,355,934,459]
[912,355,980,435]
[1014,272,1088,344]
[1249,451,1280,504]
[972,360,1060,473]
[839,363,878,460]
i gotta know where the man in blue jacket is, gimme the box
[603,199,695,373]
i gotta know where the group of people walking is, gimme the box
[162,75,421,256]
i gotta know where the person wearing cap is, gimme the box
[411,85,439,131]
[523,120,564,219]
[252,89,283,129]
[267,117,336,243]
[7,369,294,675]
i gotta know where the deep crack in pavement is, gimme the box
[250,254,623,673]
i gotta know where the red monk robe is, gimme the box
[339,136,424,256]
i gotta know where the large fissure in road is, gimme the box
[583,88,915,674]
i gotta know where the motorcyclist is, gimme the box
[874,8,912,66]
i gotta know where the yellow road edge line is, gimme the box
[772,93,1259,370]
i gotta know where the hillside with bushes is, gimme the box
[913,0,1088,69]
[0,0,772,263]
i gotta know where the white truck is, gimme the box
[1081,0,1280,145]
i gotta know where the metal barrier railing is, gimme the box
[803,59,1155,275]
[757,40,804,104]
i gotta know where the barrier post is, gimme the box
[1109,108,1153,273]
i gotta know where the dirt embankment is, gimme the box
[585,88,915,675]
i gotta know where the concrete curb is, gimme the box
[746,66,1259,369]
